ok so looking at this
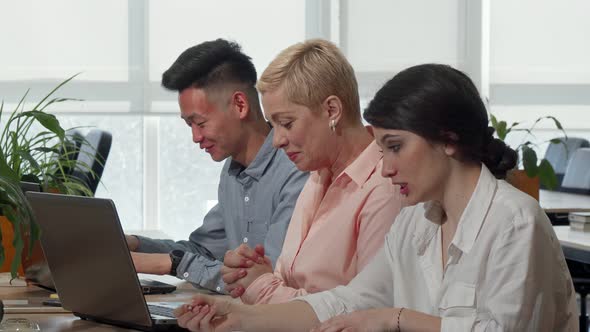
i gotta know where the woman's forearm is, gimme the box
[399,308,441,332]
[239,300,320,332]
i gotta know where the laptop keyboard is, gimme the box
[148,304,175,318]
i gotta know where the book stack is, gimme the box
[569,212,590,232]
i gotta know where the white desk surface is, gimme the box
[554,225,590,251]
[554,225,590,264]
[540,189,590,213]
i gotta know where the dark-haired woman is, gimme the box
[173,64,577,332]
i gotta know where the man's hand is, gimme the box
[131,252,172,275]
[125,235,140,251]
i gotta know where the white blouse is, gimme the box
[300,165,577,331]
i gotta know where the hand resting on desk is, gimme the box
[174,294,239,332]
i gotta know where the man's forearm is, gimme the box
[131,252,172,275]
[133,236,191,253]
[126,235,140,251]
[177,252,227,293]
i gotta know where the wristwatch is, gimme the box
[169,250,185,276]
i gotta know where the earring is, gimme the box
[329,119,336,132]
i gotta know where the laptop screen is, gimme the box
[26,192,156,329]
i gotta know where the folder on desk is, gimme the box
[570,212,590,231]
[569,212,590,223]
[2,299,70,314]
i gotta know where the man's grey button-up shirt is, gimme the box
[135,129,308,293]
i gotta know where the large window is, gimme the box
[1,0,306,239]
[2,0,589,239]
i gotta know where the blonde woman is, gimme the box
[220,39,402,305]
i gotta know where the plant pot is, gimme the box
[0,299,3,323]
[506,169,540,201]
[0,216,24,275]
[1,215,45,279]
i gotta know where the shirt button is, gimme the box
[244,196,250,203]
[243,237,248,243]
[216,287,221,292]
[183,272,189,278]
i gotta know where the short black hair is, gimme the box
[161,39,257,92]
[364,64,517,179]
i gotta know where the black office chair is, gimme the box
[59,130,85,175]
[544,137,590,190]
[567,260,590,332]
[69,129,112,195]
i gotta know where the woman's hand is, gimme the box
[310,308,398,332]
[221,244,272,297]
[174,295,241,332]
[224,244,267,268]
[224,259,273,297]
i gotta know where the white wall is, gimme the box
[332,0,468,106]
[330,0,590,157]
[490,0,590,84]
[343,0,462,72]
[488,0,590,153]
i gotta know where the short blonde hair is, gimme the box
[257,39,360,122]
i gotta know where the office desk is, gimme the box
[540,189,590,213]
[554,225,590,264]
[1,274,219,331]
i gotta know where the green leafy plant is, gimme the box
[0,75,97,278]
[490,113,567,190]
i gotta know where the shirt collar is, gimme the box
[412,202,442,255]
[227,128,277,180]
[335,140,383,187]
[451,165,497,254]
[412,164,497,255]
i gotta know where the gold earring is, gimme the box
[329,119,336,132]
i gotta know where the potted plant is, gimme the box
[0,177,37,277]
[489,113,567,199]
[0,75,96,279]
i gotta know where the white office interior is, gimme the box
[0,0,589,240]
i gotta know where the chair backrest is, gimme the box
[70,129,112,194]
[48,129,83,174]
[543,137,590,188]
[560,148,590,195]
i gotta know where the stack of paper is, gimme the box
[569,212,590,231]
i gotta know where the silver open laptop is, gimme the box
[22,183,176,295]
[26,192,186,331]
